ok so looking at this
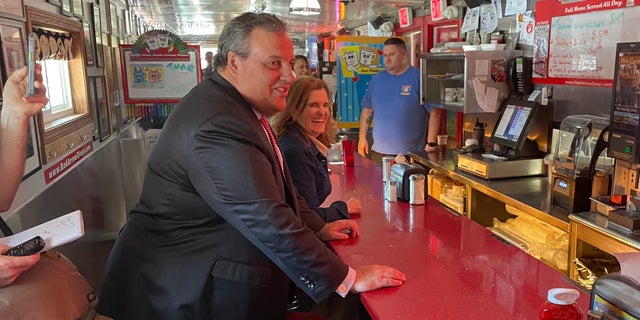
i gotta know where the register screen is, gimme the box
[493,104,532,143]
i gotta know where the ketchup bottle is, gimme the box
[539,288,584,320]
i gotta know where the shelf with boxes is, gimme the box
[412,150,574,274]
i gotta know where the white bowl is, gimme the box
[444,41,469,49]
[480,43,507,51]
[462,45,481,51]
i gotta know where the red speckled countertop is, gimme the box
[326,156,590,319]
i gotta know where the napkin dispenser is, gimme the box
[390,163,427,201]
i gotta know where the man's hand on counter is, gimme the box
[317,219,360,240]
[351,265,407,293]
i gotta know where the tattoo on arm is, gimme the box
[365,115,372,126]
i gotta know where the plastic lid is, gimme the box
[547,288,580,305]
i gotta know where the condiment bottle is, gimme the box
[539,288,584,320]
[385,180,397,203]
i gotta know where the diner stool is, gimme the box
[286,311,328,320]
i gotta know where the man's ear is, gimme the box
[226,51,240,76]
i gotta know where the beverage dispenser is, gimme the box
[551,115,613,212]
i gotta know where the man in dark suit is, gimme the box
[96,12,405,319]
[202,51,213,80]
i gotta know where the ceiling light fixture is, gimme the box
[289,0,321,15]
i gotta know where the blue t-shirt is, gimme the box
[361,66,434,155]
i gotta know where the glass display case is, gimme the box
[420,50,523,113]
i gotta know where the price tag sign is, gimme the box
[399,7,413,27]
[431,0,445,21]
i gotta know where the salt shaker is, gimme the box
[385,180,397,202]
[409,174,425,205]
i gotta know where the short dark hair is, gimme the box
[214,13,288,69]
[384,37,406,49]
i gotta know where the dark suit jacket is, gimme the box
[96,71,349,319]
[279,124,349,222]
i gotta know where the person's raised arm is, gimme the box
[424,107,442,152]
[0,64,48,212]
[358,108,374,157]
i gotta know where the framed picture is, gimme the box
[0,0,24,19]
[110,3,118,36]
[87,76,97,140]
[91,3,103,67]
[46,0,62,7]
[73,0,83,18]
[91,3,101,44]
[92,76,111,141]
[0,19,26,82]
[123,8,130,35]
[23,116,42,180]
[83,21,95,66]
[61,0,73,17]
[99,1,108,33]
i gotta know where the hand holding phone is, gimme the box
[2,236,45,256]
[27,32,36,96]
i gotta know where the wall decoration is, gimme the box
[0,0,25,19]
[110,3,118,35]
[73,0,83,18]
[121,34,201,103]
[91,3,103,67]
[99,0,108,33]
[23,116,42,180]
[32,28,74,61]
[46,0,62,7]
[87,75,97,139]
[0,19,26,82]
[123,8,130,35]
[92,76,111,141]
[83,21,95,66]
[61,0,73,17]
[534,0,640,87]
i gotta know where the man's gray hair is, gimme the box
[214,12,288,69]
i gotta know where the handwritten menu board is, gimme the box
[120,44,201,103]
[534,0,640,87]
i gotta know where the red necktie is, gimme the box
[259,116,284,175]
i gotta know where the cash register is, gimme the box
[457,99,546,179]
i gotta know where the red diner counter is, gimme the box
[325,156,590,319]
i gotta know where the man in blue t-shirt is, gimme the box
[358,37,442,165]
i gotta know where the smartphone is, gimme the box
[2,236,45,256]
[27,32,36,96]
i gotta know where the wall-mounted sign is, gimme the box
[399,7,413,28]
[533,0,640,87]
[120,31,201,103]
[431,0,445,21]
[44,141,93,184]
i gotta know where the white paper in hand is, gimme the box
[0,210,84,251]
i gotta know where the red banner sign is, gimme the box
[44,141,93,184]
